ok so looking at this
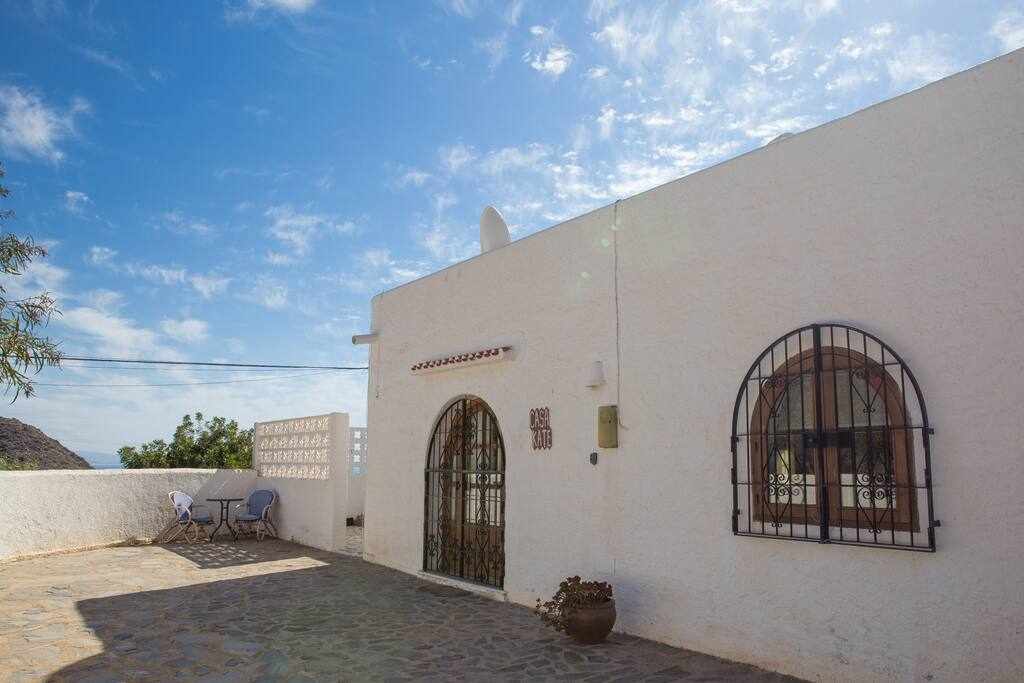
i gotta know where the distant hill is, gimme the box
[0,418,91,470]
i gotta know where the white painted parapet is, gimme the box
[0,468,256,562]
[253,412,350,552]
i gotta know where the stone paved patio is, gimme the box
[0,540,800,682]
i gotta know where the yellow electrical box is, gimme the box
[598,405,618,448]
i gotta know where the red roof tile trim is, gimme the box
[411,346,511,374]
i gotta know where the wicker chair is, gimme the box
[233,489,278,541]
[164,491,214,543]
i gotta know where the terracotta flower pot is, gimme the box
[564,599,616,644]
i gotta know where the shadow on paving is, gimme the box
[49,545,802,682]
[160,539,312,569]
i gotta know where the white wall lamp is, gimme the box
[351,332,378,345]
[585,360,606,388]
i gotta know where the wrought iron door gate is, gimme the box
[424,396,506,587]
[731,324,936,551]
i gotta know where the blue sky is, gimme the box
[1,0,1022,461]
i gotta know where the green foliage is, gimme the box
[535,576,614,632]
[119,412,254,469]
[0,453,38,470]
[0,161,62,400]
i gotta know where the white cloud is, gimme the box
[597,105,617,139]
[642,112,675,127]
[328,248,430,293]
[480,144,550,175]
[608,159,679,197]
[837,23,893,60]
[0,85,89,163]
[397,169,431,187]
[825,68,878,91]
[81,289,123,313]
[245,277,288,309]
[90,246,231,300]
[887,34,957,87]
[1,258,68,303]
[246,0,316,13]
[802,0,839,21]
[587,66,610,79]
[527,46,574,77]
[265,250,295,266]
[160,318,209,344]
[529,25,547,36]
[769,46,800,72]
[591,6,663,68]
[652,140,744,173]
[76,47,132,79]
[742,116,813,144]
[224,0,316,22]
[361,248,392,268]
[477,34,507,70]
[64,190,91,214]
[439,144,476,173]
[420,223,475,263]
[677,106,703,122]
[130,264,187,286]
[443,0,477,18]
[86,246,117,266]
[991,8,1024,53]
[265,204,355,257]
[548,162,609,202]
[189,274,231,299]
[433,191,458,217]
[504,0,524,26]
[61,307,167,359]
[160,210,213,236]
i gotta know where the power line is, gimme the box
[59,363,307,373]
[36,370,339,388]
[55,355,368,371]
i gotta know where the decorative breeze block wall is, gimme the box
[350,427,367,476]
[254,414,333,480]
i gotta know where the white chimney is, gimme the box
[480,206,511,253]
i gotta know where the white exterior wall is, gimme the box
[253,412,350,552]
[364,51,1024,682]
[0,468,256,562]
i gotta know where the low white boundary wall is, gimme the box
[0,468,256,562]
[253,412,349,552]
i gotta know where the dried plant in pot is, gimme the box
[535,576,616,644]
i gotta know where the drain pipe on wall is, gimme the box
[611,200,627,434]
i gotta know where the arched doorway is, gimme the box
[423,396,505,588]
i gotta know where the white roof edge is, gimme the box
[371,47,1023,304]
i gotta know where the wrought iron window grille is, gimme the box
[730,324,938,551]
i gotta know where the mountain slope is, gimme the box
[0,418,91,470]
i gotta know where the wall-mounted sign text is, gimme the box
[530,407,552,450]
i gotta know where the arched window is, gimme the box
[731,324,937,551]
[423,396,506,587]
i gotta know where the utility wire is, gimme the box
[59,363,308,373]
[36,370,338,388]
[47,355,368,371]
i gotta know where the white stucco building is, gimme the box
[360,49,1024,682]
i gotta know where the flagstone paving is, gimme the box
[0,540,800,682]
